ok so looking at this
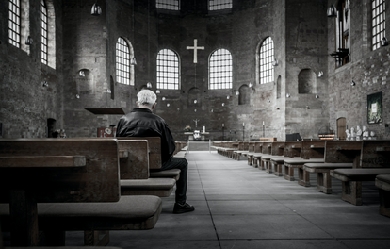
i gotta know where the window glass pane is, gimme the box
[259,37,275,84]
[116,38,131,85]
[156,49,180,90]
[208,49,233,90]
[372,0,385,51]
[8,0,21,48]
[209,0,233,10]
[156,0,180,10]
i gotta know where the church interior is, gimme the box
[1,0,388,141]
[1,0,390,248]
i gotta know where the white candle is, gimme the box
[243,123,245,126]
[203,126,205,133]
[263,121,265,126]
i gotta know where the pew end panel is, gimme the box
[118,140,150,179]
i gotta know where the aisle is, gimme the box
[67,151,390,249]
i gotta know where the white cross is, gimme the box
[193,119,200,127]
[187,39,204,64]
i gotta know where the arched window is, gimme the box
[209,48,233,90]
[372,0,385,50]
[156,49,180,90]
[156,0,180,10]
[116,37,135,85]
[208,0,233,10]
[8,0,22,48]
[41,0,48,64]
[259,37,275,84]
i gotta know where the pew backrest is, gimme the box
[0,139,120,203]
[324,141,362,166]
[284,141,302,158]
[270,141,285,156]
[301,141,325,159]
[117,137,162,169]
[360,141,390,168]
[117,139,150,179]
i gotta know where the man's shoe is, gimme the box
[172,202,195,214]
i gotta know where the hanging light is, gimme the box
[25,36,33,45]
[327,5,337,18]
[146,82,152,89]
[42,81,49,87]
[130,57,137,65]
[381,37,389,47]
[167,103,170,107]
[194,99,198,104]
[91,2,102,16]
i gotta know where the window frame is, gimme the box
[372,0,386,51]
[259,37,275,85]
[41,0,48,64]
[208,48,233,90]
[8,0,21,48]
[116,37,134,86]
[156,48,181,90]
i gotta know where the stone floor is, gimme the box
[55,145,390,248]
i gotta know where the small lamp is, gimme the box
[381,37,389,47]
[25,36,33,45]
[91,2,102,16]
[327,5,337,18]
[272,58,279,66]
[146,82,152,89]
[130,57,137,65]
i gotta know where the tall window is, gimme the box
[209,0,233,10]
[8,0,21,48]
[156,49,180,90]
[41,0,48,64]
[116,37,131,85]
[209,49,233,90]
[331,0,350,67]
[156,0,180,10]
[372,0,385,50]
[259,37,274,84]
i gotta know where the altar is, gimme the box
[184,131,210,141]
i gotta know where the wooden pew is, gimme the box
[283,141,325,181]
[249,141,265,168]
[299,141,360,193]
[330,141,390,205]
[0,139,162,246]
[232,141,249,160]
[263,141,285,174]
[375,174,390,217]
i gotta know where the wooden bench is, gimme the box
[283,141,325,181]
[232,141,249,160]
[212,141,238,158]
[117,139,176,197]
[0,139,162,246]
[269,141,301,176]
[263,142,284,174]
[299,141,361,193]
[248,141,266,168]
[330,141,390,205]
[375,174,390,218]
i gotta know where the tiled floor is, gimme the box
[64,150,390,249]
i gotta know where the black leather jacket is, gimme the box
[115,108,175,164]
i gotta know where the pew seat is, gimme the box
[0,195,162,245]
[331,168,390,205]
[270,156,286,176]
[300,163,353,193]
[283,158,325,181]
[375,174,390,218]
[121,178,176,197]
[150,169,181,181]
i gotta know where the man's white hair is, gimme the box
[137,90,157,106]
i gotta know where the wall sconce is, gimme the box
[272,58,279,66]
[351,80,356,86]
[381,37,389,47]
[75,93,80,99]
[327,5,337,18]
[249,82,253,88]
[194,109,197,112]
[227,95,230,99]
[315,94,319,98]
[286,93,290,98]
[130,57,137,65]
[162,97,166,101]
[194,99,198,104]
[25,36,33,45]
[146,82,152,89]
[155,90,160,94]
[91,2,102,16]
[317,71,323,77]
[78,69,89,77]
[42,81,49,87]
[235,90,240,95]
[167,103,170,107]
[221,103,225,107]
